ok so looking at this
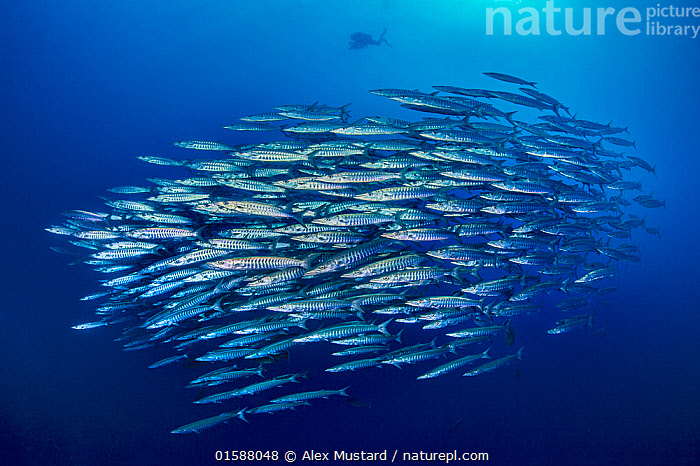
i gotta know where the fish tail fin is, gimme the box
[448,341,459,355]
[614,198,623,215]
[237,408,248,423]
[483,346,493,359]
[301,253,319,270]
[292,212,306,226]
[350,300,364,313]
[378,318,392,335]
[270,236,283,254]
[560,277,571,292]
[339,385,350,397]
[516,346,525,362]
[395,328,404,345]
[450,267,465,285]
[211,296,224,313]
[481,298,492,316]
[297,318,309,331]
[307,150,319,170]
[548,234,561,251]
[652,164,658,180]
[298,283,313,298]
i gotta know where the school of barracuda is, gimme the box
[47,72,663,434]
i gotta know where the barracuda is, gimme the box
[172,140,234,151]
[194,374,303,402]
[462,277,524,296]
[446,320,511,338]
[407,296,482,309]
[194,200,296,219]
[463,347,524,376]
[270,387,349,404]
[318,171,401,184]
[206,256,309,271]
[305,238,394,276]
[292,231,366,244]
[341,254,422,279]
[170,410,247,434]
[126,227,197,240]
[417,347,492,379]
[312,212,394,227]
[355,186,437,202]
[196,238,266,250]
[381,228,451,242]
[325,357,384,372]
[382,344,455,367]
[294,320,392,343]
[370,267,458,285]
[91,248,157,260]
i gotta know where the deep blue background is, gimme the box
[1,1,698,464]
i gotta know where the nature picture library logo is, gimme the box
[486,0,700,38]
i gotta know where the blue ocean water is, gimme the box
[1,1,698,464]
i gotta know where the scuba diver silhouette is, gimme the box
[349,28,391,49]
